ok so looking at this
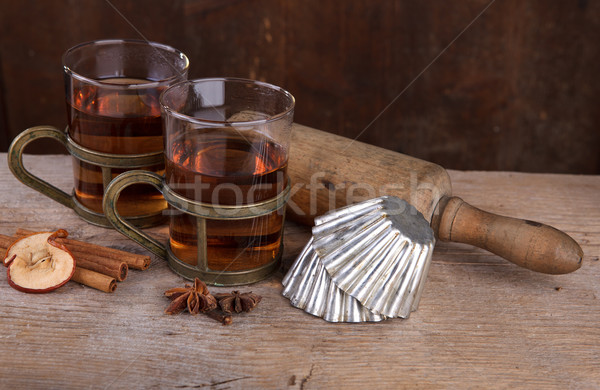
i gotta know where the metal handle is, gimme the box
[103,170,167,259]
[8,126,75,209]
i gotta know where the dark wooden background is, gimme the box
[1,0,598,173]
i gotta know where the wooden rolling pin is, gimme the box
[287,124,583,274]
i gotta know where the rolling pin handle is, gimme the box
[433,196,583,274]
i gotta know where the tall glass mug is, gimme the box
[8,39,189,227]
[103,78,295,285]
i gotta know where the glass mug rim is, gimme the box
[159,77,295,126]
[62,38,190,89]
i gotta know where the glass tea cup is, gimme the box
[103,78,295,285]
[8,39,189,227]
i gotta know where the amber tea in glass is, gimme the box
[63,40,189,217]
[161,78,295,272]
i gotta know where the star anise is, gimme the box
[214,291,262,314]
[164,278,217,315]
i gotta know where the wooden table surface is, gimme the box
[0,154,599,389]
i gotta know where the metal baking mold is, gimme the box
[312,196,435,318]
[282,196,435,322]
[282,238,386,322]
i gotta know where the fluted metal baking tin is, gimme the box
[282,238,386,322]
[311,196,435,318]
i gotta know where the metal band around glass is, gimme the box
[64,130,164,168]
[66,129,166,227]
[102,169,290,285]
[164,179,290,285]
[161,181,291,220]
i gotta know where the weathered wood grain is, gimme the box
[0,154,599,389]
[2,1,600,173]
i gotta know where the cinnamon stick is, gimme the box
[0,234,13,252]
[0,241,116,293]
[71,267,117,293]
[16,228,151,270]
[71,254,127,282]
[11,232,128,282]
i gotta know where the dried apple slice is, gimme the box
[3,230,76,293]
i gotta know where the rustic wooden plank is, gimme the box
[282,0,600,174]
[2,1,600,173]
[0,50,8,152]
[0,154,599,388]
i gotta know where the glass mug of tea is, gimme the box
[8,39,189,227]
[103,78,295,285]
